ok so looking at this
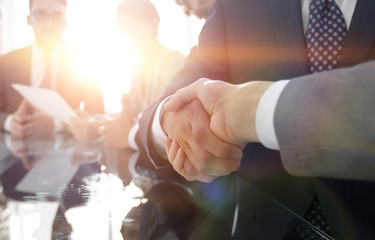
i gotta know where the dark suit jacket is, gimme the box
[137,0,375,239]
[0,43,104,128]
[274,61,375,239]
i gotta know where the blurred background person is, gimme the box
[175,0,213,19]
[0,0,104,140]
[70,0,185,149]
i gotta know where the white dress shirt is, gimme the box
[131,0,357,156]
[3,44,63,132]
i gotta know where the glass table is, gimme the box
[0,132,373,240]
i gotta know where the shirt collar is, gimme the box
[301,0,344,7]
[32,43,61,63]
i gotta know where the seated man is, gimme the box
[70,0,185,149]
[175,0,213,19]
[0,0,103,139]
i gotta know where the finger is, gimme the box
[181,99,243,161]
[165,138,172,155]
[168,138,180,165]
[11,141,27,153]
[21,114,35,123]
[10,121,24,137]
[171,138,219,182]
[16,99,29,115]
[23,121,41,137]
[12,115,24,123]
[195,173,216,183]
[19,154,32,170]
[177,154,215,183]
[29,155,41,169]
[175,135,228,177]
[193,122,243,161]
[189,143,240,176]
[174,149,196,181]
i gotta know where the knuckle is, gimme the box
[219,145,241,159]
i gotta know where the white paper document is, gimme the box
[12,84,77,124]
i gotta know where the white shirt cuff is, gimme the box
[3,132,12,150]
[3,114,13,132]
[255,80,290,150]
[128,124,139,150]
[150,97,172,159]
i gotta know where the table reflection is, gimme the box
[0,132,348,240]
[0,132,143,240]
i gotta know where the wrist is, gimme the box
[233,81,273,143]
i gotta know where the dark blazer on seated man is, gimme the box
[0,43,104,132]
[136,0,375,239]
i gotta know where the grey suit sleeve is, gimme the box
[274,61,375,180]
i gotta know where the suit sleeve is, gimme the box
[274,61,375,180]
[0,56,9,129]
[136,0,232,168]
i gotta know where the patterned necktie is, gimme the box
[306,0,348,73]
[293,195,331,239]
[291,0,348,238]
[40,55,53,89]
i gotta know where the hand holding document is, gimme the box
[12,84,77,124]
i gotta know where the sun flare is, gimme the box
[2,0,204,114]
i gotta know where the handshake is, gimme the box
[162,78,273,183]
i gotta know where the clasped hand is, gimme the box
[10,100,54,138]
[162,78,272,182]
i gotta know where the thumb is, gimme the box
[164,80,204,112]
[15,99,31,116]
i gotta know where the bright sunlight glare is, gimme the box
[1,0,205,114]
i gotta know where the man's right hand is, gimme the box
[161,99,243,182]
[164,78,273,146]
[10,100,30,138]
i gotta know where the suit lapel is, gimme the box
[269,0,309,78]
[339,0,375,67]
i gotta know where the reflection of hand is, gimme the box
[70,141,101,166]
[102,148,135,186]
[69,111,102,141]
[161,99,243,183]
[165,78,273,146]
[9,137,40,170]
[99,109,134,149]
